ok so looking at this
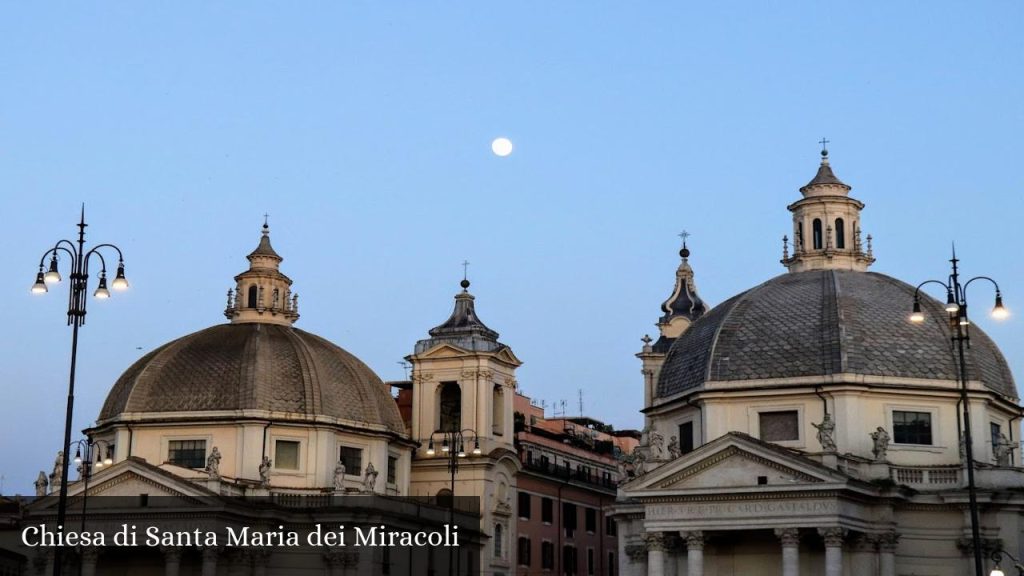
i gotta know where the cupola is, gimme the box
[224,221,300,325]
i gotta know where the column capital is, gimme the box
[875,530,900,552]
[682,530,706,551]
[774,527,801,547]
[625,544,647,563]
[818,527,847,547]
[644,531,668,552]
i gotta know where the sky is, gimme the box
[1,2,1022,495]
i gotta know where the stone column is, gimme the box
[818,528,846,576]
[877,531,899,576]
[161,547,182,576]
[644,532,667,576]
[775,528,801,576]
[683,531,705,576]
[201,546,220,576]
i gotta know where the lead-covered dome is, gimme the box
[657,269,1017,399]
[98,323,405,434]
[98,223,406,436]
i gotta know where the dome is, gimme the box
[657,269,1016,399]
[98,322,406,435]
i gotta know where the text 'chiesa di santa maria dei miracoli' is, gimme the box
[613,148,1020,576]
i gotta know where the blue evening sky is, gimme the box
[1,3,1021,494]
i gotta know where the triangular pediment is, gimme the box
[32,458,218,512]
[623,433,852,494]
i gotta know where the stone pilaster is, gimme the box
[775,528,801,576]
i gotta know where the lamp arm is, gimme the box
[963,276,1001,298]
[913,279,951,301]
[87,241,124,260]
[38,245,78,269]
[83,250,108,277]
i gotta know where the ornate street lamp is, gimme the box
[426,428,481,576]
[32,207,129,576]
[910,248,1008,576]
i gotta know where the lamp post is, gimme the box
[70,438,111,576]
[32,207,129,576]
[910,248,1008,576]
[426,429,481,576]
[991,549,1024,576]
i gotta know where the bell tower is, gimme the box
[781,143,875,273]
[638,235,707,410]
[406,274,522,574]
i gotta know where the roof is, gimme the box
[657,270,1017,398]
[415,282,505,353]
[99,323,406,434]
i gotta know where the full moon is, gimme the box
[491,137,513,157]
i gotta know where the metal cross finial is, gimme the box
[678,230,690,247]
[263,213,269,227]
[461,260,470,281]
[819,137,830,153]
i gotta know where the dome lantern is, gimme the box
[782,143,876,273]
[224,221,299,326]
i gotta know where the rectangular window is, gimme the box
[679,421,695,454]
[563,502,577,531]
[607,552,615,576]
[992,422,1002,450]
[387,455,397,484]
[517,537,531,567]
[541,497,553,523]
[167,440,206,469]
[541,541,554,570]
[563,545,578,575]
[587,548,595,576]
[340,446,363,474]
[275,440,300,470]
[605,517,617,536]
[585,508,596,533]
[893,411,932,445]
[518,491,531,519]
[759,410,799,442]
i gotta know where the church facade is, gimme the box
[613,149,1022,576]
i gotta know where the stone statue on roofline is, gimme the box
[258,456,272,487]
[994,433,1019,467]
[362,462,379,493]
[813,413,837,452]
[648,429,665,460]
[205,446,222,479]
[667,436,682,460]
[333,461,346,491]
[50,451,64,488]
[35,472,48,497]
[870,427,890,461]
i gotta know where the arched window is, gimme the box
[835,218,846,249]
[247,285,258,308]
[436,488,453,508]
[797,222,804,250]
[439,382,461,432]
[812,219,823,250]
[494,523,504,558]
[493,385,505,435]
